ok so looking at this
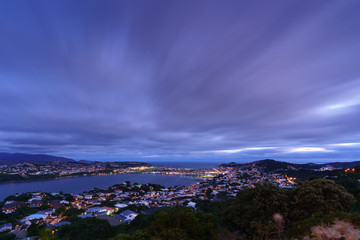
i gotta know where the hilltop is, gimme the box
[220,159,360,171]
[220,159,360,180]
[0,153,153,168]
[0,152,75,165]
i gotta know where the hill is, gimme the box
[220,159,360,171]
[0,152,75,165]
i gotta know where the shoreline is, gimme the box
[0,174,202,201]
[0,172,204,185]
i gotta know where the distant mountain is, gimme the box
[0,153,153,168]
[0,152,75,165]
[220,159,360,171]
[321,161,360,169]
[77,160,152,167]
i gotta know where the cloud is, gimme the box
[198,147,279,154]
[0,0,360,162]
[330,143,360,147]
[287,147,331,153]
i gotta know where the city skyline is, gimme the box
[1,0,360,162]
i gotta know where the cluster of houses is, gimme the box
[215,165,297,189]
[0,196,127,237]
[0,161,108,176]
[2,198,64,215]
[78,206,138,224]
[0,161,221,181]
[1,167,297,237]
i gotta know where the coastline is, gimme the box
[0,172,205,185]
[0,174,202,201]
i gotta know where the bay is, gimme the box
[0,174,200,201]
[150,161,220,169]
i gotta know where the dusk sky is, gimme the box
[1,0,360,163]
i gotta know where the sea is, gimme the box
[0,174,201,201]
[149,161,220,169]
[0,161,219,201]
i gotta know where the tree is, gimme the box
[288,179,355,221]
[333,176,360,211]
[131,207,218,240]
[4,193,32,202]
[223,183,289,236]
[205,188,213,199]
[63,208,85,218]
[27,220,46,237]
[58,218,114,240]
[0,233,16,240]
[194,199,228,217]
[64,194,75,202]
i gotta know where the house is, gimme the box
[25,209,54,220]
[114,203,128,210]
[73,195,83,200]
[138,200,150,206]
[114,210,138,223]
[120,210,138,219]
[101,207,115,215]
[2,201,25,213]
[48,200,62,209]
[84,194,93,200]
[118,193,130,198]
[86,200,101,206]
[24,213,44,220]
[0,223,12,232]
[29,200,43,207]
[114,214,128,223]
[85,207,107,216]
[39,209,55,216]
[79,213,93,218]
[28,197,42,202]
[114,189,123,194]
[53,221,71,227]
[187,201,196,208]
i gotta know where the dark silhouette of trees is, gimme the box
[223,182,288,237]
[114,207,218,240]
[223,179,356,239]
[288,179,355,221]
[58,218,113,240]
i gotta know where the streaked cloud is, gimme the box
[0,0,360,162]
[198,147,278,154]
[287,147,331,153]
[330,142,360,147]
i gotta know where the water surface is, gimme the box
[0,174,199,201]
[150,161,220,169]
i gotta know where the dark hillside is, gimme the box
[0,152,75,165]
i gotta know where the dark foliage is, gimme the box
[288,179,355,221]
[223,179,357,239]
[58,218,113,240]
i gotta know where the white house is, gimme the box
[114,203,128,209]
[0,223,12,232]
[187,201,196,209]
[25,209,55,220]
[117,210,138,222]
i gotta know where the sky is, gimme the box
[1,0,360,163]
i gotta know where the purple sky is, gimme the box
[1,0,360,163]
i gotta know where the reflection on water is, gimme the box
[0,174,199,200]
